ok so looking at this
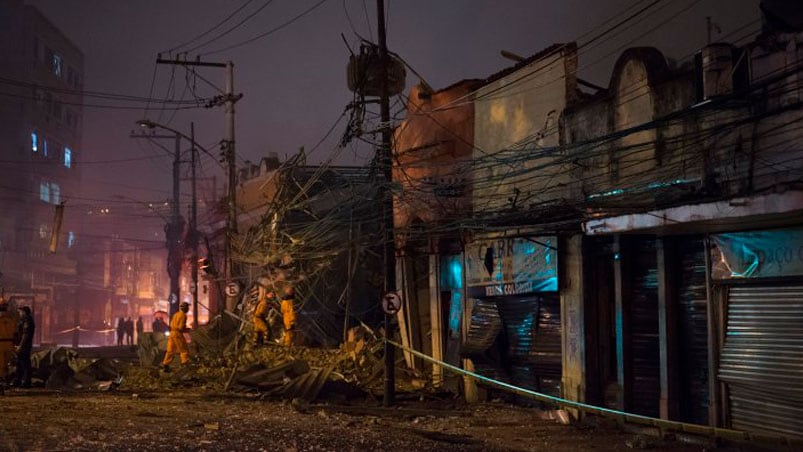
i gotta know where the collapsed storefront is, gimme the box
[462,232,562,399]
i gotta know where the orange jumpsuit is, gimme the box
[253,296,270,345]
[162,310,189,366]
[0,310,16,379]
[280,284,296,346]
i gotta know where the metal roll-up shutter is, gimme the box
[677,239,709,425]
[529,294,562,396]
[495,295,562,397]
[462,299,507,382]
[630,240,660,418]
[462,298,503,355]
[720,285,803,437]
[496,296,539,391]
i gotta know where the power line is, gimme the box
[184,0,278,55]
[164,0,257,54]
[202,0,331,56]
[0,75,208,105]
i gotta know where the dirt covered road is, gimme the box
[0,387,717,452]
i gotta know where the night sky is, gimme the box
[26,0,760,208]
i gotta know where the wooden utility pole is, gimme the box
[376,0,397,408]
[190,122,199,328]
[169,132,181,318]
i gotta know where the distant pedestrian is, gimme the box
[13,306,34,388]
[116,317,125,346]
[153,317,168,335]
[135,317,144,345]
[124,317,134,346]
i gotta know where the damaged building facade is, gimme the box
[231,154,385,346]
[392,9,803,439]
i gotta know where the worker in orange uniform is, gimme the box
[0,299,17,395]
[280,284,296,346]
[161,301,190,372]
[253,286,273,347]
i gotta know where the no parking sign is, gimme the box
[381,292,402,315]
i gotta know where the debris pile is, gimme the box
[122,323,427,404]
[28,346,126,391]
[224,325,392,401]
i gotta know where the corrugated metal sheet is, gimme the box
[720,285,803,438]
[630,240,660,418]
[677,239,709,425]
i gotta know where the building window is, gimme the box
[64,147,72,168]
[43,138,48,157]
[34,88,45,108]
[51,183,60,204]
[68,231,75,248]
[31,131,38,152]
[52,101,63,121]
[44,91,53,114]
[52,53,62,77]
[39,181,50,202]
[38,224,49,239]
[33,36,40,64]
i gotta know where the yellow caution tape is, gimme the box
[386,338,802,447]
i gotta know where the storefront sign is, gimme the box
[466,234,558,297]
[711,228,803,279]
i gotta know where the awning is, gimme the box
[583,191,803,236]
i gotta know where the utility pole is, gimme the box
[190,122,199,328]
[168,132,182,319]
[156,57,242,314]
[377,0,396,408]
[130,129,183,319]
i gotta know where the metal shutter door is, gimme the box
[720,285,803,437]
[677,240,709,425]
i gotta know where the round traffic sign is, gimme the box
[225,282,241,297]
[382,292,402,315]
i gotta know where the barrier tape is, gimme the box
[56,326,117,335]
[386,339,801,447]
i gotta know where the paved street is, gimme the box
[0,388,720,452]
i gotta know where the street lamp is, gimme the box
[137,118,237,289]
[140,122,182,321]
[135,119,220,327]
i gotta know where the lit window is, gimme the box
[39,182,49,202]
[52,54,62,77]
[38,224,48,239]
[68,231,75,248]
[51,183,60,204]
[64,147,71,168]
[31,132,38,152]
